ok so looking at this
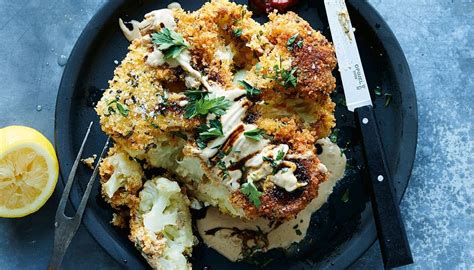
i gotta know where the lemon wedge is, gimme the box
[0,126,59,218]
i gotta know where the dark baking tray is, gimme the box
[55,0,417,269]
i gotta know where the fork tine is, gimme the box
[75,136,110,218]
[55,121,93,218]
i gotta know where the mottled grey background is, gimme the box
[0,0,472,269]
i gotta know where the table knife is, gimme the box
[324,0,413,268]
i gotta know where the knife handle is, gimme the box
[355,105,413,268]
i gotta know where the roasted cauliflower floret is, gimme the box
[99,146,143,209]
[129,177,194,270]
[97,0,339,267]
[121,135,186,171]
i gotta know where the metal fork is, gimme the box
[48,122,110,270]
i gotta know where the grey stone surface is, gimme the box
[0,0,472,269]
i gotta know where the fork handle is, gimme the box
[355,105,413,268]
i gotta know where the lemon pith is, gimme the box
[0,126,59,218]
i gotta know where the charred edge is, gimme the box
[267,159,309,202]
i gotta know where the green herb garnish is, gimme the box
[184,96,231,119]
[233,28,243,37]
[215,149,232,180]
[341,188,350,203]
[262,149,285,174]
[151,27,189,59]
[384,93,392,107]
[116,102,129,116]
[108,99,129,117]
[198,119,224,140]
[286,33,299,50]
[217,160,230,180]
[244,128,265,141]
[296,40,304,48]
[270,63,298,88]
[184,89,208,101]
[239,80,261,96]
[211,144,223,149]
[329,128,339,143]
[196,119,224,149]
[295,229,302,236]
[276,149,285,161]
[374,86,382,96]
[240,182,263,207]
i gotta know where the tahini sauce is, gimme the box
[196,138,347,261]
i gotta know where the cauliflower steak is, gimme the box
[96,0,338,268]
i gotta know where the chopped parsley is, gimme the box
[233,28,243,37]
[151,27,189,59]
[196,119,224,149]
[341,188,350,203]
[262,149,285,174]
[374,86,382,96]
[295,229,302,236]
[198,119,224,140]
[384,93,392,107]
[244,128,265,141]
[296,40,304,48]
[217,160,230,180]
[184,89,207,101]
[184,95,231,119]
[116,102,129,116]
[286,33,299,50]
[211,144,223,149]
[329,128,340,143]
[271,63,298,88]
[239,80,261,96]
[107,99,129,117]
[158,91,170,106]
[240,181,263,207]
[215,149,232,180]
[276,149,285,160]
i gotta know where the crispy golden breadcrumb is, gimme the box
[97,1,339,262]
[111,211,129,229]
[99,146,143,209]
[80,154,97,170]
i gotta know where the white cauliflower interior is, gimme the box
[130,177,194,270]
[99,147,143,208]
[123,137,185,171]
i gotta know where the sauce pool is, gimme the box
[196,137,347,261]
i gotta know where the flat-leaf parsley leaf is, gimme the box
[270,62,298,88]
[196,119,224,148]
[233,28,243,37]
[151,27,189,59]
[240,182,263,207]
[184,96,231,119]
[244,128,265,141]
[287,33,299,50]
[107,99,129,117]
[238,80,261,96]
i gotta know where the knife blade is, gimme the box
[324,0,372,111]
[324,0,413,268]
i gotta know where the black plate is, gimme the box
[55,0,417,269]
